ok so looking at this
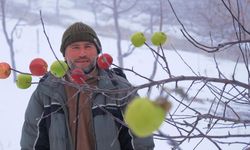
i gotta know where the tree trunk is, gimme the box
[113,0,123,67]
[56,0,60,21]
[1,0,17,82]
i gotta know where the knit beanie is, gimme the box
[60,22,102,56]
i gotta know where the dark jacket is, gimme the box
[20,69,155,150]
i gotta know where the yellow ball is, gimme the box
[151,32,167,46]
[124,97,166,137]
[50,60,68,78]
[16,74,32,89]
[130,32,146,47]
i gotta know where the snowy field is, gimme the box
[0,1,250,150]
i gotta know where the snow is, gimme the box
[0,2,249,150]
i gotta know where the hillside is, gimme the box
[1,0,248,63]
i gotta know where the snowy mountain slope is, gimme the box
[0,1,249,150]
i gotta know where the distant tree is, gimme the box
[132,0,168,33]
[88,0,103,27]
[91,0,137,68]
[55,0,60,19]
[27,0,31,9]
[140,0,250,149]
[167,0,250,43]
[71,0,86,8]
[0,0,22,81]
[27,0,39,10]
[148,0,165,84]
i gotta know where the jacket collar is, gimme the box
[97,69,117,90]
[38,69,117,103]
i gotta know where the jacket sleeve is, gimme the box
[119,95,155,150]
[132,135,155,150]
[20,89,50,150]
[118,124,155,150]
[112,73,155,150]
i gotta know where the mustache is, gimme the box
[74,56,90,61]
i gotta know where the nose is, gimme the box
[79,49,86,56]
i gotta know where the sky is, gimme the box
[0,1,250,150]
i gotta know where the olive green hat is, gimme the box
[60,22,102,56]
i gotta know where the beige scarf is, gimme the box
[65,69,98,150]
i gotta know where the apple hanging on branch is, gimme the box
[70,68,86,84]
[50,60,69,78]
[151,32,167,46]
[130,32,146,47]
[29,58,48,76]
[97,53,113,70]
[0,62,11,79]
[124,97,171,137]
[16,74,32,89]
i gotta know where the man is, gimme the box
[20,22,154,150]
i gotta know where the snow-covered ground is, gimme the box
[0,1,249,150]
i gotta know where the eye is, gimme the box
[72,45,80,50]
[85,44,94,49]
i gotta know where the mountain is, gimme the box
[0,1,249,150]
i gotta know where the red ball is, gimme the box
[0,62,11,79]
[97,53,113,70]
[29,58,48,76]
[70,68,86,84]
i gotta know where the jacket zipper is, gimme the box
[90,93,98,150]
[62,103,73,150]
[74,93,80,150]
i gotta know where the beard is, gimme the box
[67,57,97,74]
[82,58,96,74]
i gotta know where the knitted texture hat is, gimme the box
[60,22,102,56]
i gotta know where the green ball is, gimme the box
[16,74,32,89]
[130,32,146,47]
[124,97,166,137]
[151,32,167,46]
[50,60,68,78]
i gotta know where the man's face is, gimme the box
[65,41,98,73]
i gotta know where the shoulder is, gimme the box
[97,68,132,90]
[109,68,132,88]
[36,72,65,96]
[111,68,127,80]
[38,72,61,87]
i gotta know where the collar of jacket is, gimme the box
[97,69,117,89]
[37,69,118,103]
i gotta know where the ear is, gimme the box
[64,57,67,63]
